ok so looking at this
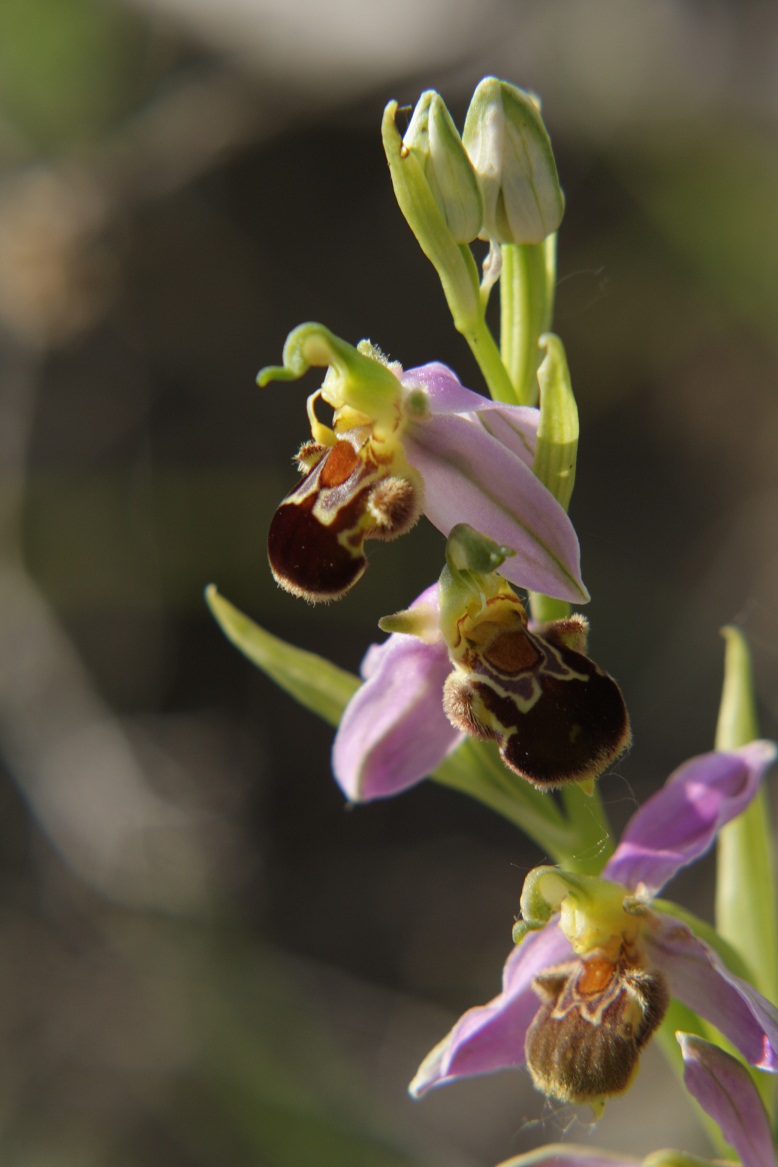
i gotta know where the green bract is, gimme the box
[533,333,578,513]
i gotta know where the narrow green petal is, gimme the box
[206,585,358,727]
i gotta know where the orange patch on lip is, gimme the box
[483,628,541,674]
[318,439,361,488]
[578,956,617,996]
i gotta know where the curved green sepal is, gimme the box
[206,585,359,727]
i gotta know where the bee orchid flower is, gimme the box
[334,526,629,800]
[409,740,778,1112]
[259,324,587,604]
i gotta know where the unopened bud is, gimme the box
[403,91,483,244]
[463,77,564,245]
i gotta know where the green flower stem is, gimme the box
[527,593,570,625]
[463,307,520,404]
[559,781,614,875]
[433,740,578,862]
[500,242,552,405]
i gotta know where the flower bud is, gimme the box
[383,101,482,331]
[403,90,483,245]
[463,77,565,245]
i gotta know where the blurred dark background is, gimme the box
[0,1,777,1163]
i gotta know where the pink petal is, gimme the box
[650,914,778,1071]
[604,741,777,896]
[409,924,572,1096]
[679,1035,774,1167]
[403,362,494,414]
[332,588,461,801]
[404,416,587,603]
[403,363,539,466]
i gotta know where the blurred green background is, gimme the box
[0,0,777,1163]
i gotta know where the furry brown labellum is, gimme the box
[268,427,421,602]
[442,607,631,787]
[525,945,669,1106]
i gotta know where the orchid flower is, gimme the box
[258,323,587,604]
[409,740,778,1112]
[334,526,629,801]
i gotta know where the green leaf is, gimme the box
[206,586,358,727]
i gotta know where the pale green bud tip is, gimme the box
[403,90,483,245]
[463,77,565,245]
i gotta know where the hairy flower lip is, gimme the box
[495,1038,776,1167]
[332,576,627,802]
[408,740,778,1099]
